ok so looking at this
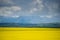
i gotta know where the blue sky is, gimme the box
[0,0,60,24]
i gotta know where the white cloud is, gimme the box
[40,16,45,18]
[30,8,38,13]
[0,6,22,18]
[0,0,14,4]
[40,15,53,18]
[33,0,42,4]
[10,6,21,11]
[0,0,20,17]
[11,15,20,18]
[35,0,44,10]
[44,1,59,18]
[29,0,44,13]
[46,15,53,18]
[45,2,59,13]
[1,6,21,11]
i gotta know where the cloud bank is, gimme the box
[0,0,60,19]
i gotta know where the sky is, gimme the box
[0,0,60,24]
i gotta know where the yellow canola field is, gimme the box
[0,28,60,40]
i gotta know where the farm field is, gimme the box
[0,28,60,40]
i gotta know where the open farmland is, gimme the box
[0,28,60,40]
